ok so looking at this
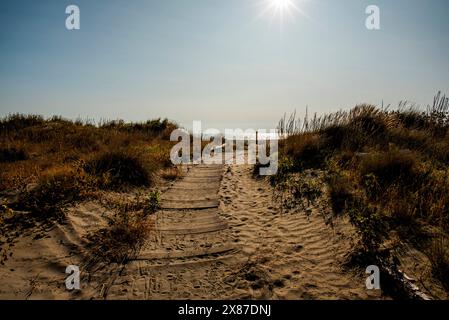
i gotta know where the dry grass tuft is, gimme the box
[13,165,93,219]
[426,235,449,290]
[161,167,183,181]
[85,191,160,266]
[85,150,152,189]
[86,211,153,265]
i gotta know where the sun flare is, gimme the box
[268,0,299,16]
[269,0,296,12]
[258,0,306,28]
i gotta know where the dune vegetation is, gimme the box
[0,115,180,265]
[272,92,449,296]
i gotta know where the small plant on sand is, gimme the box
[84,190,160,268]
[86,212,152,266]
[273,170,322,213]
[145,190,161,215]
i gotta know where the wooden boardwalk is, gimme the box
[106,164,242,300]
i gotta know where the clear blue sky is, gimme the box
[1,0,448,130]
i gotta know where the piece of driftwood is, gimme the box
[379,256,432,300]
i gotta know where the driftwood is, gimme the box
[378,255,432,300]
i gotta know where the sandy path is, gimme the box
[220,164,380,300]
[0,159,380,299]
[105,164,247,299]
[104,162,380,300]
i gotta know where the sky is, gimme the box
[0,0,448,131]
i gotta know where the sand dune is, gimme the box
[104,161,381,300]
[219,164,381,300]
[1,160,382,299]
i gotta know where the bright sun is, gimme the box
[259,0,306,28]
[267,0,299,16]
[269,0,296,11]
